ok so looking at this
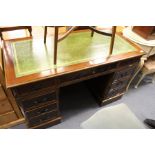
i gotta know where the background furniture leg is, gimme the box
[28,26,32,36]
[54,27,58,65]
[152,73,155,83]
[109,26,116,56]
[126,65,143,91]
[44,26,47,43]
[91,26,95,37]
[135,73,145,88]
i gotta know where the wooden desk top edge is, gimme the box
[3,33,144,88]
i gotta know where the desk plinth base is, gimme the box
[101,94,124,106]
[30,117,62,129]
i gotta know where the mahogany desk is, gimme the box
[2,31,143,128]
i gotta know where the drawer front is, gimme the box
[60,64,117,85]
[19,92,57,111]
[0,99,13,115]
[106,87,125,98]
[25,103,58,119]
[28,110,60,127]
[111,79,129,90]
[93,63,117,74]
[0,85,6,101]
[118,57,139,67]
[12,78,57,98]
[114,67,135,80]
[59,69,93,84]
[0,112,18,126]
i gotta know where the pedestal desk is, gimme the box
[1,31,144,128]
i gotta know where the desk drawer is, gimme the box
[19,92,57,111]
[25,102,58,119]
[60,64,117,85]
[106,87,126,98]
[93,63,117,74]
[118,57,139,67]
[28,110,60,127]
[60,69,93,84]
[12,78,57,98]
[114,67,135,80]
[0,99,13,115]
[111,79,129,90]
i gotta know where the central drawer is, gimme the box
[59,63,117,85]
[59,68,93,84]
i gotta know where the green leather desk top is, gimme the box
[11,31,137,78]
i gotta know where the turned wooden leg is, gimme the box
[152,73,155,83]
[91,30,94,37]
[126,65,143,91]
[28,26,32,36]
[109,26,116,56]
[135,73,145,88]
[0,31,3,41]
[91,26,96,37]
[44,26,47,44]
[54,27,59,65]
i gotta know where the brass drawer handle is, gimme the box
[129,64,133,67]
[37,108,49,115]
[34,101,38,104]
[39,116,51,122]
[92,70,96,74]
[42,97,48,102]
